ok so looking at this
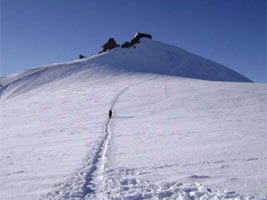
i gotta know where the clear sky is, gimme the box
[1,0,266,82]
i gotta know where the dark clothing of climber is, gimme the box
[109,110,112,118]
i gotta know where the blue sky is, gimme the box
[1,0,266,82]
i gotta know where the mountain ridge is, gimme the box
[0,38,253,99]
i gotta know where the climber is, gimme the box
[109,109,112,119]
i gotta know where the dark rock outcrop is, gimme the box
[98,33,152,53]
[78,55,86,59]
[131,32,152,44]
[99,38,119,53]
[121,41,132,48]
[122,32,152,48]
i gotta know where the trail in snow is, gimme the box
[80,117,111,196]
[41,76,158,199]
[84,76,159,199]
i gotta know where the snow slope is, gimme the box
[0,38,252,99]
[1,39,266,200]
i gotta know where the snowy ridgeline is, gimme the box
[0,38,252,99]
[0,39,266,200]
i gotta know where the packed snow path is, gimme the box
[41,76,158,199]
[89,76,160,199]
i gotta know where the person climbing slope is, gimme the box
[109,109,112,119]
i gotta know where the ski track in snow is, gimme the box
[41,76,159,200]
[91,76,160,199]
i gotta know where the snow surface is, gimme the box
[0,39,266,200]
[0,38,252,99]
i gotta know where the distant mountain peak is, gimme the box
[0,35,253,99]
[95,38,252,83]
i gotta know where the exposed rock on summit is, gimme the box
[122,32,152,48]
[99,38,119,53]
[98,33,152,53]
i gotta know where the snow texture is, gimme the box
[0,39,266,200]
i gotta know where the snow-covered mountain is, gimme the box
[0,38,252,100]
[0,38,266,200]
